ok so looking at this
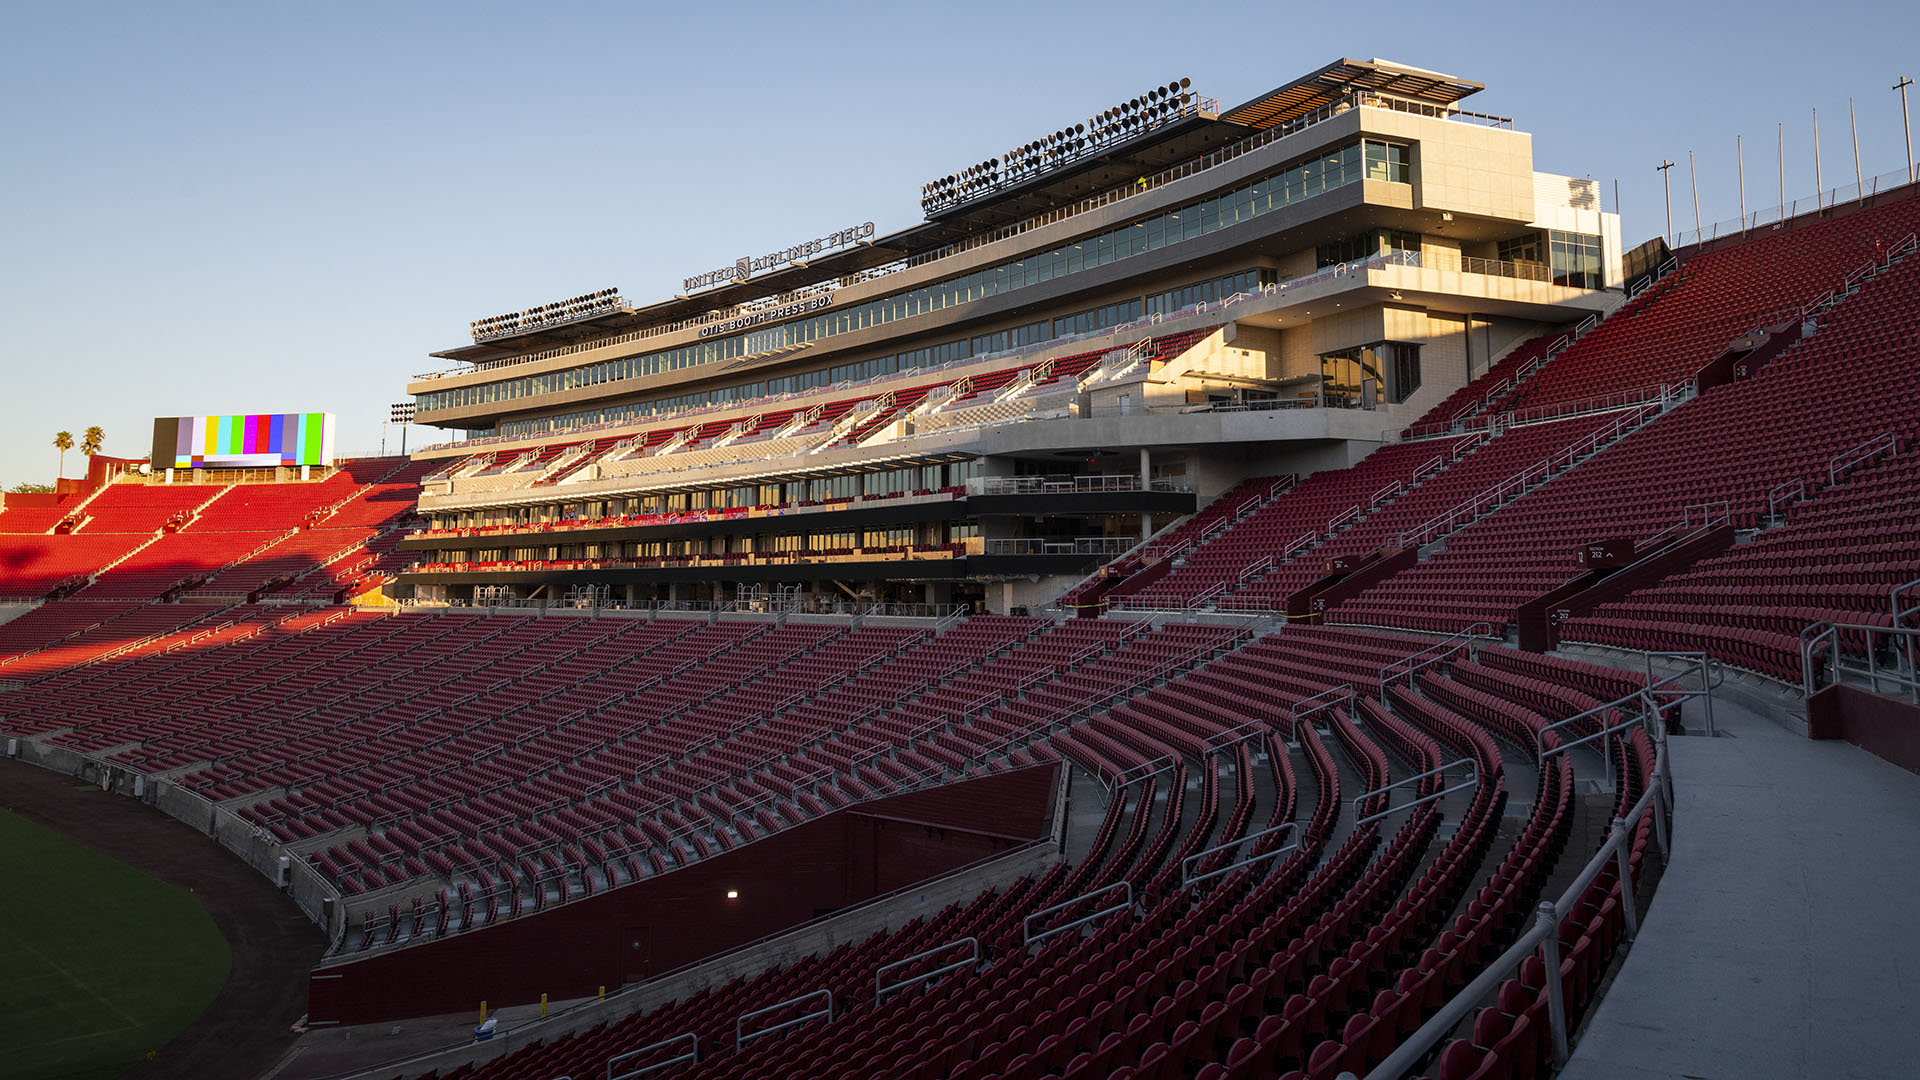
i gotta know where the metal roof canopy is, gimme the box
[1220,58,1482,130]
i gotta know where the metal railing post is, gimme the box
[1611,817,1640,941]
[1699,654,1717,735]
[1651,781,1672,866]
[1539,900,1571,1067]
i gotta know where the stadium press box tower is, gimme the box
[399,59,1621,614]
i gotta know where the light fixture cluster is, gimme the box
[920,79,1197,215]
[471,288,623,342]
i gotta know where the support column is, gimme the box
[1139,448,1153,541]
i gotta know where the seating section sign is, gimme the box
[153,412,336,469]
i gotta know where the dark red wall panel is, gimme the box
[308,763,1057,1024]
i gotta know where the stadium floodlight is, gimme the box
[390,401,416,456]
[920,77,1197,214]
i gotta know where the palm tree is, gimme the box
[81,426,104,468]
[53,430,73,478]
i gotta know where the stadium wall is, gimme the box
[1809,684,1920,775]
[307,764,1058,1025]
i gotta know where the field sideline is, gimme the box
[0,805,230,1080]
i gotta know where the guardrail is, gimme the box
[973,474,1176,495]
[606,1032,698,1080]
[1828,431,1898,485]
[1180,821,1298,892]
[1098,754,1178,796]
[1643,651,1722,735]
[1023,881,1134,946]
[1351,758,1479,826]
[1376,625,1492,703]
[983,536,1136,556]
[735,988,833,1051]
[1766,477,1806,524]
[1351,727,1671,1079]
[1397,405,1661,550]
[875,936,981,1001]
[1802,620,1920,704]
[1289,684,1355,734]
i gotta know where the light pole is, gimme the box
[1813,108,1824,211]
[1897,76,1914,184]
[1657,160,1676,246]
[1738,134,1747,235]
[389,402,416,456]
[1688,151,1702,241]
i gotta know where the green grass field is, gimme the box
[0,806,230,1080]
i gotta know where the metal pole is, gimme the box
[1689,150,1702,240]
[1896,77,1915,185]
[1651,780,1671,865]
[1851,98,1864,204]
[1538,900,1571,1067]
[1814,108,1824,211]
[1778,123,1786,221]
[1611,817,1640,941]
[1657,160,1676,246]
[1738,134,1747,235]
[1700,655,1716,736]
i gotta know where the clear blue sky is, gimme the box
[3,0,1916,488]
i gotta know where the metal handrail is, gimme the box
[1023,881,1134,946]
[1893,577,1920,628]
[1766,477,1806,524]
[1802,620,1920,703]
[1351,759,1478,826]
[1828,431,1898,485]
[875,936,981,1001]
[1376,625,1491,703]
[607,1032,698,1080]
[1180,821,1298,890]
[735,988,833,1051]
[1100,754,1178,795]
[1351,734,1671,1079]
[1643,651,1722,735]
[1202,717,1272,756]
[1290,684,1355,733]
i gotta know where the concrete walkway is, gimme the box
[1562,702,1920,1080]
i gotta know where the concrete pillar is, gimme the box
[1140,448,1153,540]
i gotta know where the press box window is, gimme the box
[1364,141,1412,184]
[1549,231,1604,289]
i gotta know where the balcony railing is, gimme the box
[981,536,1137,556]
[971,474,1179,496]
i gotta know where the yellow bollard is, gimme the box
[598,985,606,1002]
[479,1000,487,1022]
[539,993,548,1018]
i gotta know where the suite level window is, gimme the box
[1549,231,1604,288]
[1364,140,1412,184]
[1320,341,1420,407]
[1319,229,1420,268]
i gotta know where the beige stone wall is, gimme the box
[1361,110,1538,224]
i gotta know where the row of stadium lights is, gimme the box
[471,288,623,342]
[921,78,1196,213]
